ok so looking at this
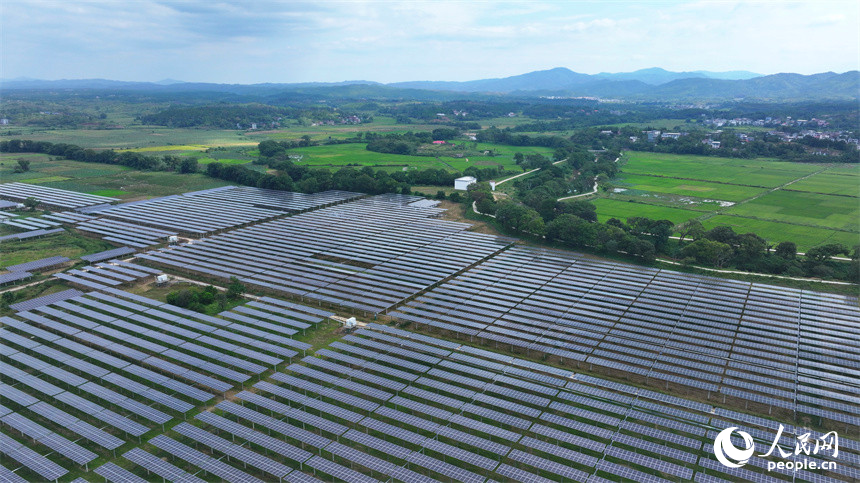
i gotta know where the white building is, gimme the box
[454,176,477,190]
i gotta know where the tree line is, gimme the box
[0,139,199,172]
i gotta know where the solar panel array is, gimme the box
[42,211,95,224]
[0,182,119,209]
[389,245,860,428]
[2,215,61,232]
[93,194,284,236]
[90,186,363,237]
[53,260,156,289]
[80,247,138,263]
[0,287,330,481]
[75,218,176,248]
[113,323,857,483]
[185,186,364,212]
[0,271,32,285]
[138,195,514,314]
[8,289,83,312]
[0,227,64,243]
[5,256,71,273]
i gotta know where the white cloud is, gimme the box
[1,0,857,82]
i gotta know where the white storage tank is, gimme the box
[454,176,477,191]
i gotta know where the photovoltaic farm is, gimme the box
[137,195,515,315]
[1,181,859,482]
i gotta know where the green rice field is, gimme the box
[621,151,822,187]
[614,173,767,202]
[785,170,859,196]
[703,215,860,251]
[726,190,860,231]
[590,198,702,225]
[594,151,858,251]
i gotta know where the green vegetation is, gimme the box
[87,189,128,197]
[165,279,246,315]
[621,151,821,187]
[613,173,768,202]
[0,279,75,315]
[593,151,859,251]
[786,170,860,196]
[0,230,114,267]
[702,215,860,250]
[591,198,702,225]
[2,126,256,150]
[290,142,456,170]
[726,190,860,231]
[1,91,856,286]
[42,169,232,200]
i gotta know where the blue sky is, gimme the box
[2,0,857,83]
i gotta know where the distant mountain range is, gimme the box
[3,67,857,101]
[388,67,761,91]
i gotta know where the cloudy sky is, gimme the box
[2,0,857,84]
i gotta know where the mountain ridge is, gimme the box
[2,67,856,101]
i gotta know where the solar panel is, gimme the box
[0,433,69,481]
[507,449,589,482]
[214,401,332,449]
[305,455,377,483]
[122,448,205,483]
[407,451,486,483]
[193,412,313,464]
[93,462,147,483]
[341,429,412,460]
[149,434,266,483]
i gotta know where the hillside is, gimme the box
[3,68,857,101]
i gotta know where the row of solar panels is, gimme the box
[86,322,857,483]
[90,187,364,236]
[389,245,860,427]
[0,182,119,209]
[0,288,333,481]
[1,216,61,231]
[53,260,157,289]
[138,196,513,314]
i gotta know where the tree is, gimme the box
[1,291,17,308]
[475,197,497,216]
[705,226,738,245]
[678,220,704,244]
[805,244,849,264]
[179,157,198,174]
[227,276,245,299]
[557,200,597,222]
[546,214,596,248]
[199,285,217,305]
[629,239,657,262]
[735,233,768,263]
[258,140,286,158]
[23,196,39,211]
[14,158,30,173]
[163,155,181,171]
[774,241,797,260]
[681,239,734,267]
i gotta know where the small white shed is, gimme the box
[454,176,477,191]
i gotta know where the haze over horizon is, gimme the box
[2,0,858,84]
